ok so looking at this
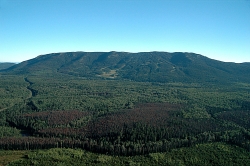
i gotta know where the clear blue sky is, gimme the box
[0,0,249,63]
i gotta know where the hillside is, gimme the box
[2,51,250,83]
[0,62,16,70]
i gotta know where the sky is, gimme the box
[0,0,249,63]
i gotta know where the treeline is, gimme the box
[6,143,250,166]
[0,137,81,150]
[0,129,250,156]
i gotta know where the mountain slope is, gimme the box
[2,51,250,83]
[0,62,16,70]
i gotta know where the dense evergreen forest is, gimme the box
[0,52,250,165]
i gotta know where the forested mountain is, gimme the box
[3,51,250,84]
[1,52,250,165]
[0,62,16,70]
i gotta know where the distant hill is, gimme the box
[2,52,250,84]
[0,62,16,70]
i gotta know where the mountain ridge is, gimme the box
[2,51,250,84]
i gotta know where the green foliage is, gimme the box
[182,104,211,118]
[0,150,29,166]
[6,143,250,166]
[0,126,21,138]
[0,75,30,110]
